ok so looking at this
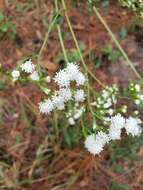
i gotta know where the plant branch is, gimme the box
[61,0,105,88]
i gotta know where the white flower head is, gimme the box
[11,70,20,81]
[20,59,35,73]
[125,117,142,137]
[68,117,75,125]
[54,69,71,88]
[108,108,114,115]
[58,88,72,102]
[135,99,140,105]
[74,89,86,102]
[95,131,110,144]
[103,98,112,108]
[110,114,125,129]
[84,134,104,155]
[52,95,65,110]
[134,110,139,115]
[108,114,125,140]
[30,71,39,81]
[66,62,79,80]
[139,95,143,101]
[121,105,127,113]
[45,76,51,83]
[85,132,109,155]
[109,126,122,140]
[39,99,54,114]
[135,84,140,92]
[75,72,86,86]
[102,90,109,99]
[74,106,85,120]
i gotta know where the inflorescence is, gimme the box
[85,114,142,155]
[39,62,86,114]
[11,60,143,156]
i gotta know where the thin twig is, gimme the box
[55,0,68,63]
[37,10,61,74]
[93,6,141,79]
[61,0,105,88]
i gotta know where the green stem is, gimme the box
[61,0,101,134]
[61,0,105,88]
[93,6,141,79]
[37,11,61,74]
[54,110,59,140]
[55,0,69,63]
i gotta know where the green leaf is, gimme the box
[52,12,63,25]
[64,131,72,147]
[0,12,4,22]
[0,23,8,32]
[110,182,131,190]
[95,58,102,69]
[113,164,124,174]
[0,81,6,90]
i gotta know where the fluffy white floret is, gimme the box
[66,62,79,80]
[58,88,72,102]
[11,70,20,81]
[20,59,35,73]
[109,126,122,140]
[74,89,86,102]
[39,99,54,114]
[84,132,109,155]
[53,63,86,88]
[103,98,112,108]
[68,117,75,125]
[110,114,125,129]
[45,76,51,83]
[108,114,125,140]
[54,70,71,88]
[125,117,142,137]
[95,131,110,144]
[30,71,39,81]
[75,72,86,86]
[108,108,114,115]
[74,107,85,120]
[84,134,103,155]
[52,95,65,110]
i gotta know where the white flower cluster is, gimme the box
[92,85,118,114]
[91,85,119,126]
[30,71,39,81]
[108,114,125,140]
[67,106,85,125]
[20,59,35,73]
[85,132,110,155]
[39,63,86,115]
[129,83,143,105]
[11,59,40,82]
[11,70,20,81]
[53,62,86,87]
[85,114,142,155]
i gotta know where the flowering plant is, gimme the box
[9,0,143,157]
[11,59,143,155]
